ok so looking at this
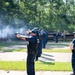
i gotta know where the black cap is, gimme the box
[31,27,39,33]
[31,27,39,37]
[31,30,37,34]
[31,27,39,31]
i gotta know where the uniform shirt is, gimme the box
[24,35,37,43]
[25,36,38,54]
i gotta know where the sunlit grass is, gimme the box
[0,61,72,71]
[43,48,71,53]
[35,62,72,71]
[0,41,71,53]
[0,41,27,47]
[0,48,71,53]
[1,48,26,52]
[0,61,25,71]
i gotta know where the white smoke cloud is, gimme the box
[0,26,27,38]
[0,18,29,40]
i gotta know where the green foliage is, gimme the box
[0,0,75,32]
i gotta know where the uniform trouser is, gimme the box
[27,53,36,75]
[35,53,41,60]
[35,42,42,60]
[72,51,75,74]
[56,36,58,43]
[42,37,48,48]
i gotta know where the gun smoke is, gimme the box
[0,25,27,41]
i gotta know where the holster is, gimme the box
[27,45,37,54]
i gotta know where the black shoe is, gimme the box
[43,46,45,48]
[35,57,38,61]
[35,59,38,61]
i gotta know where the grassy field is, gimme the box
[0,48,71,53]
[0,41,71,53]
[0,41,70,47]
[0,61,72,71]
[0,41,72,71]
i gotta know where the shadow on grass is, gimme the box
[43,62,55,65]
[38,61,55,65]
[39,53,55,62]
[42,53,54,57]
[0,41,27,52]
[0,48,26,52]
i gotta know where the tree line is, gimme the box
[0,0,75,32]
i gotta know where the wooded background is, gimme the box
[0,0,75,32]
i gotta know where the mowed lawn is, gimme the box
[0,41,72,71]
[0,41,71,53]
[0,61,72,71]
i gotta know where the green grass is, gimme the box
[0,41,71,53]
[47,43,69,46]
[1,48,26,52]
[0,48,71,53]
[0,41,72,71]
[0,61,25,71]
[35,62,72,71]
[0,61,72,71]
[0,41,27,52]
[0,47,71,53]
[0,41,27,48]
[43,49,71,53]
[0,41,20,47]
[0,41,70,47]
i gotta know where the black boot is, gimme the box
[35,56,38,61]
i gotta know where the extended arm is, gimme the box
[16,34,26,40]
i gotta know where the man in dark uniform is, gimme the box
[55,31,59,43]
[16,29,39,75]
[42,30,48,48]
[70,32,75,75]
[35,30,45,61]
[35,36,43,61]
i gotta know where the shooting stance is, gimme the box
[16,28,39,75]
[70,32,75,75]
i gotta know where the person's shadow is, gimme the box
[38,53,55,63]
